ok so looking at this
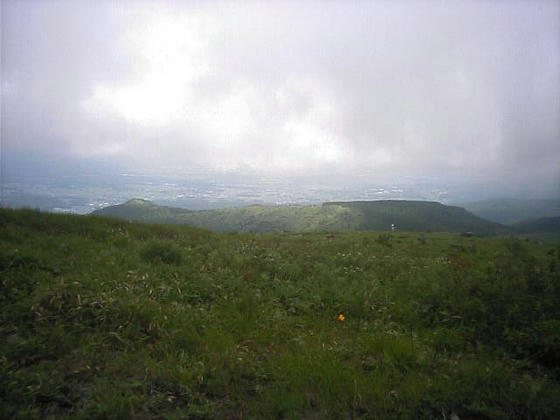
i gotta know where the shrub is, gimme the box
[141,242,182,265]
[376,233,393,248]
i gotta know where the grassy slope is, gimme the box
[93,198,194,223]
[94,199,508,235]
[95,200,363,232]
[181,204,363,232]
[1,208,560,418]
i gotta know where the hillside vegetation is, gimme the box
[93,199,507,235]
[1,208,560,418]
[463,198,560,225]
[514,216,560,233]
[326,201,506,235]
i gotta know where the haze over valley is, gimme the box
[2,0,559,213]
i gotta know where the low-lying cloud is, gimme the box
[2,0,559,194]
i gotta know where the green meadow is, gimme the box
[1,208,559,418]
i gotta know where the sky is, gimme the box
[2,0,560,198]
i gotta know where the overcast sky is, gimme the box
[2,0,559,195]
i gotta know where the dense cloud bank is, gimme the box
[2,1,559,195]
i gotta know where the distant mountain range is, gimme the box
[513,216,560,233]
[92,198,518,235]
[463,198,560,225]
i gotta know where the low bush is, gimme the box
[141,242,182,265]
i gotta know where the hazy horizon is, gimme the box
[2,0,559,210]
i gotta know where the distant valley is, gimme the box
[462,198,560,225]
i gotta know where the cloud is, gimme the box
[2,0,559,193]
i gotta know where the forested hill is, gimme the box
[325,200,508,235]
[93,199,509,235]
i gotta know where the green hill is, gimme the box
[326,200,507,235]
[463,198,560,225]
[94,199,362,232]
[2,208,560,418]
[93,198,194,222]
[93,199,508,235]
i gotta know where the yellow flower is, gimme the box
[337,313,345,322]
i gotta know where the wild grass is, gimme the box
[1,208,559,418]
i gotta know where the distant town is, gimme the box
[1,172,451,214]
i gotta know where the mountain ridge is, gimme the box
[513,216,560,233]
[93,198,510,235]
[463,198,560,225]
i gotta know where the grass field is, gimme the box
[1,208,559,418]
